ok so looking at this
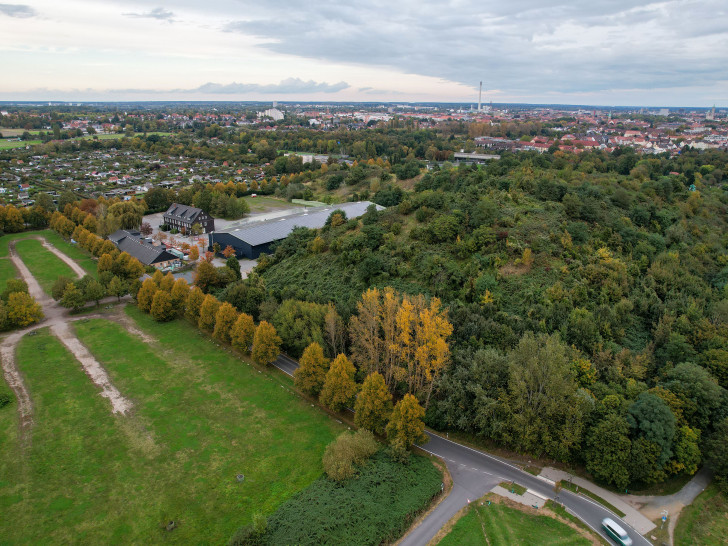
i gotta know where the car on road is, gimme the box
[602,518,633,546]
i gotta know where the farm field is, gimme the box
[0,139,42,149]
[14,238,77,294]
[243,195,305,213]
[0,305,344,543]
[437,497,592,546]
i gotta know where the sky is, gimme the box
[0,0,726,107]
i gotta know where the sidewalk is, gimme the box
[491,485,547,509]
[540,467,656,535]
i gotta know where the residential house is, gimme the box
[163,203,215,234]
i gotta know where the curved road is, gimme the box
[271,354,650,546]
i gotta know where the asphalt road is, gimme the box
[411,432,651,546]
[269,355,650,546]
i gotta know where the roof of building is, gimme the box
[163,203,207,223]
[109,229,177,265]
[219,201,383,247]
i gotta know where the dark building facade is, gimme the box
[163,203,215,234]
[109,229,179,269]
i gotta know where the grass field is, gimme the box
[674,483,728,545]
[438,497,591,546]
[0,257,18,287]
[243,195,304,213]
[0,311,343,543]
[0,230,97,276]
[0,139,42,149]
[14,238,78,294]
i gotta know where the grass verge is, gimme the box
[674,483,728,545]
[559,481,626,518]
[14,238,77,294]
[437,494,593,546]
[500,481,527,495]
[0,257,18,286]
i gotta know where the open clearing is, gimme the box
[0,305,343,543]
[437,496,592,546]
[0,230,97,276]
[674,484,728,545]
[14,238,78,294]
[0,257,18,286]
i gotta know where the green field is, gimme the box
[0,231,97,276]
[0,257,18,287]
[0,306,343,543]
[438,498,591,546]
[674,484,728,545]
[14,238,77,294]
[243,195,305,212]
[0,139,42,149]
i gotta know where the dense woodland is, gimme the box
[244,146,728,490]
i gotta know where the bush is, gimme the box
[229,512,267,546]
[261,450,442,545]
[322,430,379,481]
[0,391,11,408]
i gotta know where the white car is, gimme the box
[602,518,633,546]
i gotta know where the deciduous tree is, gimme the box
[319,353,357,412]
[251,320,282,366]
[386,394,427,451]
[198,294,220,331]
[136,278,158,313]
[185,286,205,323]
[213,302,238,343]
[150,290,175,322]
[230,313,255,354]
[293,342,329,396]
[170,278,189,313]
[60,283,85,312]
[107,276,127,302]
[7,291,43,326]
[354,372,393,435]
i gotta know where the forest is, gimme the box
[232,146,728,490]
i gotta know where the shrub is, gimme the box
[322,430,379,481]
[0,391,11,409]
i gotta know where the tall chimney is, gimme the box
[478,81,482,111]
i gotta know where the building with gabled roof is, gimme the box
[109,229,179,269]
[163,203,215,234]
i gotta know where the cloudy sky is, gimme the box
[0,0,726,106]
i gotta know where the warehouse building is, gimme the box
[209,201,382,259]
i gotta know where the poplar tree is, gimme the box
[198,294,220,331]
[136,278,158,312]
[386,394,427,450]
[213,302,238,343]
[185,286,205,323]
[170,278,189,313]
[150,290,174,322]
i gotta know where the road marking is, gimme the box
[536,475,556,485]
[527,489,549,501]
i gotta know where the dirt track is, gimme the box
[0,237,134,439]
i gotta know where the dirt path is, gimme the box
[50,322,132,414]
[112,310,156,344]
[1,240,133,433]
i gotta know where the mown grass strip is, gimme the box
[14,238,77,294]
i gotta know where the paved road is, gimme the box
[269,355,650,546]
[410,432,651,546]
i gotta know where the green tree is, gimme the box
[230,313,255,354]
[251,321,282,366]
[386,393,427,452]
[585,414,631,489]
[669,426,701,476]
[627,392,676,467]
[198,294,220,331]
[293,342,329,396]
[319,353,358,412]
[83,279,106,306]
[194,260,218,292]
[107,276,127,302]
[354,372,393,435]
[226,255,242,280]
[51,276,74,301]
[213,302,238,343]
[660,363,725,431]
[60,283,86,313]
[705,417,728,493]
[272,299,328,358]
[150,290,175,322]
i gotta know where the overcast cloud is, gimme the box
[0,0,726,105]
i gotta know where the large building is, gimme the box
[109,229,179,269]
[163,203,215,234]
[209,201,382,259]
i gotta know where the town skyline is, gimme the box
[1,0,726,107]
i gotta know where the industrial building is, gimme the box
[209,201,382,259]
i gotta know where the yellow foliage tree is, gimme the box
[354,372,392,435]
[185,286,205,322]
[213,302,238,343]
[294,342,329,396]
[198,294,220,331]
[386,393,427,451]
[170,278,189,314]
[7,292,43,327]
[319,353,358,412]
[159,272,175,293]
[230,313,255,354]
[150,290,174,322]
[136,278,158,313]
[252,320,282,366]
